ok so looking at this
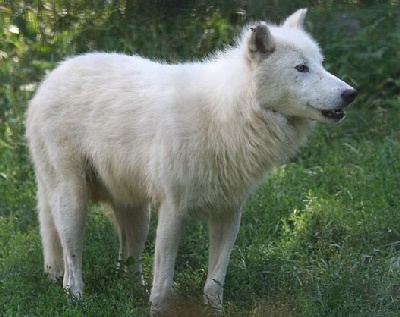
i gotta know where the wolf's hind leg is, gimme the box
[50,173,88,296]
[37,178,64,280]
[112,203,150,284]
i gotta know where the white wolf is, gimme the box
[26,9,357,314]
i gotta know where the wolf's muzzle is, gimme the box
[341,89,358,105]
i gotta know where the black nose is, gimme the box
[341,89,358,104]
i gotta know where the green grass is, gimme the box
[1,1,400,316]
[1,106,399,316]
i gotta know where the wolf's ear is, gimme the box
[283,8,307,29]
[247,22,275,62]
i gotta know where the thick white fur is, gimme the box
[26,9,355,314]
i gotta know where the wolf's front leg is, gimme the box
[150,202,185,315]
[204,209,242,311]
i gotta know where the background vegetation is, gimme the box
[1,0,399,316]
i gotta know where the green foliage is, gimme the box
[314,4,400,106]
[1,1,400,316]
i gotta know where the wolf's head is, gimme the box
[245,9,357,123]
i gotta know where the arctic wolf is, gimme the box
[26,8,357,314]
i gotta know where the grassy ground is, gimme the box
[1,2,400,316]
[2,101,399,317]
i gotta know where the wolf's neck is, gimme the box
[204,107,313,195]
[287,116,315,143]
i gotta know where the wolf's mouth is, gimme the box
[321,109,345,121]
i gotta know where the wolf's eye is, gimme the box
[295,64,309,73]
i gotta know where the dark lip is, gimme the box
[321,109,346,121]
